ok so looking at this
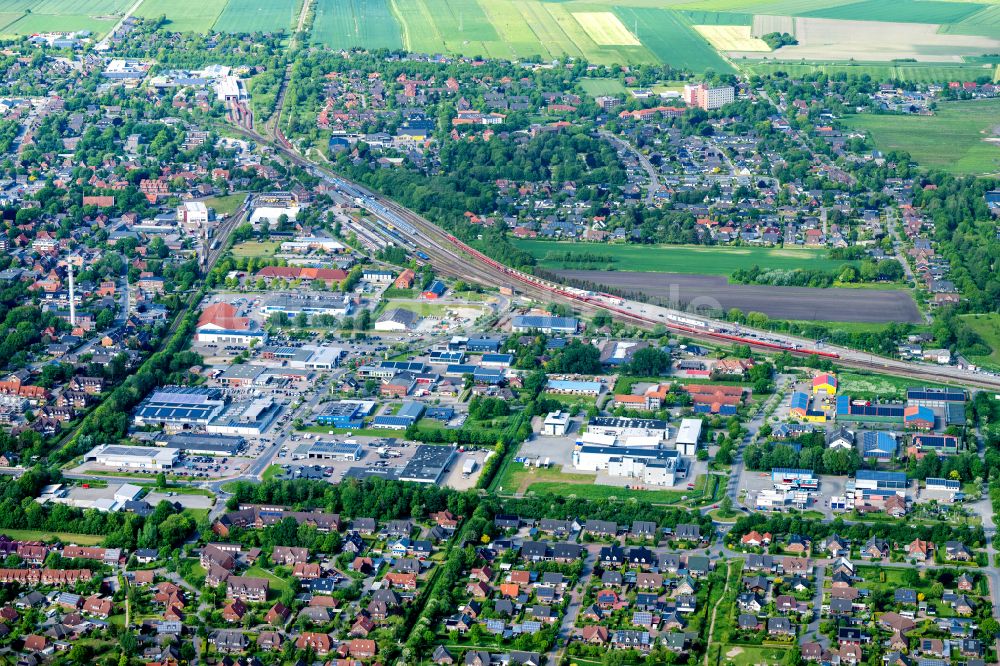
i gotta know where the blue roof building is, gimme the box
[862,431,897,459]
[511,315,578,334]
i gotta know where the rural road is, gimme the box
[96,0,145,50]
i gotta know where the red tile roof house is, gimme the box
[295,632,332,655]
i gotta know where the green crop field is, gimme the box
[740,61,997,83]
[136,0,229,32]
[0,12,116,35]
[213,0,298,33]
[312,0,402,48]
[26,0,132,12]
[842,98,1000,175]
[513,239,850,275]
[801,0,986,22]
[613,7,736,72]
[959,313,1000,371]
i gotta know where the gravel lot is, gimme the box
[553,269,922,323]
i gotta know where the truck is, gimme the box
[462,459,476,476]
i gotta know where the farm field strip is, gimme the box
[740,60,997,82]
[694,24,770,50]
[800,0,986,23]
[135,0,229,33]
[392,0,448,53]
[212,0,298,33]
[311,0,403,49]
[573,11,641,45]
[613,6,736,72]
[27,0,132,13]
[1,12,117,36]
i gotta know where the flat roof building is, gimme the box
[511,315,578,334]
[134,386,226,427]
[399,445,457,483]
[85,444,179,470]
[306,441,363,461]
[676,418,702,456]
[543,411,571,436]
[159,433,246,456]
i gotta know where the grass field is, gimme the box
[244,565,289,594]
[717,645,790,666]
[0,0,129,36]
[0,529,104,545]
[0,12,115,36]
[800,0,986,23]
[959,313,1000,371]
[231,240,280,257]
[579,77,629,97]
[213,0,298,33]
[842,99,1000,175]
[203,193,246,216]
[136,0,229,32]
[312,0,402,49]
[613,7,737,73]
[513,239,850,275]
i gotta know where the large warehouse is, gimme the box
[511,315,578,334]
[85,444,180,471]
[134,386,226,427]
[675,418,702,456]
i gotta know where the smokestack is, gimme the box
[68,262,76,328]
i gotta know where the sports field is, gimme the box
[312,0,402,49]
[842,98,1000,175]
[136,0,229,32]
[513,240,850,274]
[213,0,298,32]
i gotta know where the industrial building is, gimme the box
[510,315,578,334]
[542,411,571,436]
[261,294,354,318]
[398,445,457,483]
[853,470,908,491]
[836,396,905,424]
[85,444,180,471]
[206,397,280,436]
[906,387,965,408]
[195,302,267,347]
[675,419,702,456]
[546,379,603,396]
[372,401,425,430]
[790,392,826,423]
[158,433,246,456]
[306,441,363,461]
[375,308,419,332]
[771,468,818,491]
[316,401,370,428]
[133,386,226,427]
[572,446,688,486]
[588,417,669,441]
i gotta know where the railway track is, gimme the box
[233,117,1000,392]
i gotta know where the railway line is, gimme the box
[239,119,1000,392]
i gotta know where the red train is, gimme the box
[445,234,839,360]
